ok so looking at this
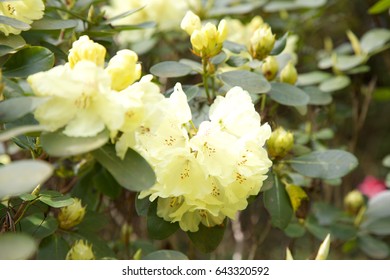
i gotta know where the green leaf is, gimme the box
[0,97,48,123]
[0,34,26,55]
[369,0,390,14]
[364,191,390,221]
[0,124,45,142]
[358,234,389,259]
[373,87,390,101]
[263,174,293,229]
[270,32,288,56]
[210,51,227,65]
[305,216,330,240]
[31,18,79,30]
[319,76,351,92]
[19,213,58,239]
[362,217,390,236]
[218,70,271,94]
[226,56,249,67]
[223,41,247,54]
[179,59,202,72]
[302,86,332,105]
[284,222,306,238]
[330,224,357,241]
[297,71,332,86]
[2,46,55,78]
[147,200,179,240]
[150,61,192,78]
[102,7,145,24]
[37,234,69,260]
[142,250,188,260]
[92,145,155,192]
[0,160,53,198]
[360,28,390,54]
[0,233,37,260]
[135,195,151,217]
[318,55,366,71]
[38,191,74,208]
[0,15,30,30]
[93,168,122,199]
[187,220,227,253]
[41,130,109,157]
[290,150,358,179]
[267,82,309,106]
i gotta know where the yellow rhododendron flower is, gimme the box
[58,198,86,230]
[0,0,45,36]
[66,240,95,260]
[134,85,272,232]
[280,61,298,85]
[106,49,142,91]
[181,12,227,58]
[250,24,276,60]
[68,35,106,68]
[28,61,126,137]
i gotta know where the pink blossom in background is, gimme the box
[358,176,387,198]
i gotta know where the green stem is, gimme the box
[260,94,267,112]
[202,58,212,104]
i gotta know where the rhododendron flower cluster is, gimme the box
[28,35,273,233]
[123,85,273,232]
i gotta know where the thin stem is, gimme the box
[260,94,267,112]
[202,58,212,104]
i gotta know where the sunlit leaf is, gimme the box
[0,97,48,123]
[289,150,358,179]
[0,160,53,198]
[360,28,390,54]
[267,82,309,106]
[219,70,271,94]
[0,233,37,260]
[41,130,109,157]
[319,76,351,92]
[150,61,192,78]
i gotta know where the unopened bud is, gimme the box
[267,127,294,158]
[133,248,142,260]
[262,56,279,81]
[58,198,86,230]
[181,11,202,36]
[106,50,141,91]
[315,234,331,260]
[250,24,275,60]
[120,223,133,243]
[68,35,106,68]
[344,190,364,214]
[280,61,298,85]
[66,240,95,260]
[286,247,294,260]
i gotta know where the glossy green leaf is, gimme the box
[219,70,271,94]
[284,222,306,238]
[135,195,151,217]
[263,174,293,229]
[150,61,192,78]
[303,86,332,105]
[31,18,78,30]
[0,15,30,30]
[0,160,53,198]
[226,56,249,67]
[142,250,188,260]
[223,41,247,54]
[358,235,389,259]
[92,145,156,192]
[179,59,202,72]
[369,0,390,14]
[330,224,357,241]
[210,51,227,65]
[364,191,390,221]
[360,28,390,54]
[20,213,58,239]
[93,168,122,199]
[38,191,74,208]
[362,217,390,235]
[267,82,309,106]
[319,76,351,92]
[2,46,55,78]
[297,71,332,86]
[41,130,109,157]
[0,97,48,123]
[0,124,45,142]
[187,220,227,253]
[289,150,358,179]
[0,34,25,55]
[0,233,37,260]
[37,234,69,260]
[147,200,179,240]
[270,32,288,56]
[305,216,330,241]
